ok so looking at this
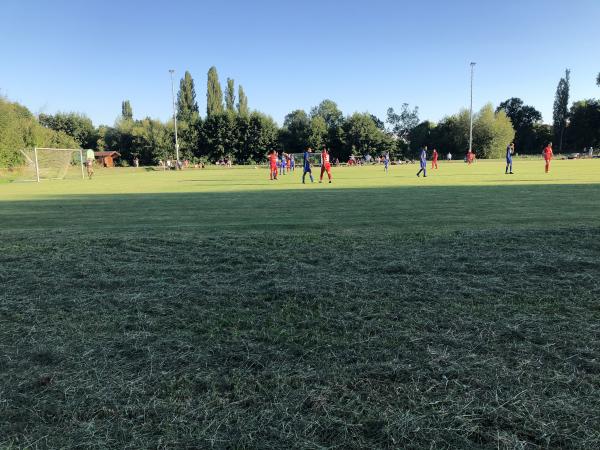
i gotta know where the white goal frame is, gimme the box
[20,147,85,182]
[289,152,323,166]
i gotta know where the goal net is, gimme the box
[289,152,323,167]
[17,148,85,182]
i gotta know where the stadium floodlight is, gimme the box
[17,147,84,182]
[169,69,180,167]
[469,62,476,154]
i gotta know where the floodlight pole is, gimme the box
[169,69,180,167]
[469,62,476,154]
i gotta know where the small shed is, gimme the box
[94,151,121,167]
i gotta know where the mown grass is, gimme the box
[1,162,599,449]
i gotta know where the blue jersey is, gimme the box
[303,151,311,167]
[506,146,513,161]
[420,149,427,166]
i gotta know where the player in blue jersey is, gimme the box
[505,142,514,174]
[279,152,286,175]
[383,152,390,173]
[416,146,427,177]
[302,147,314,184]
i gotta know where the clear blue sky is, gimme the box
[1,0,599,127]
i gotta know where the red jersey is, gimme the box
[432,150,438,160]
[543,146,553,160]
[269,153,277,166]
[322,151,330,166]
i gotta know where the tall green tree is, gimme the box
[206,66,224,116]
[310,99,345,154]
[234,112,278,162]
[38,112,97,149]
[121,100,133,120]
[175,71,200,159]
[177,117,201,160]
[342,112,392,161]
[532,124,553,153]
[130,117,172,164]
[280,110,310,151]
[108,118,134,161]
[200,112,239,161]
[567,99,600,150]
[237,85,249,116]
[307,116,327,150]
[421,104,514,159]
[496,98,542,153]
[408,121,436,156]
[370,114,385,130]
[225,78,236,112]
[95,125,109,151]
[386,103,419,142]
[553,68,570,153]
[473,103,515,158]
[429,111,471,158]
[310,99,344,129]
[0,98,78,167]
[177,71,199,123]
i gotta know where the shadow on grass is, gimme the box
[1,181,600,448]
[1,183,599,234]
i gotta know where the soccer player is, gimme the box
[383,152,390,173]
[466,149,475,165]
[543,142,553,173]
[286,153,291,172]
[416,146,427,177]
[279,152,286,175]
[319,147,332,183]
[302,147,314,184]
[431,148,439,169]
[290,154,295,172]
[85,148,95,179]
[269,150,278,180]
[505,142,515,174]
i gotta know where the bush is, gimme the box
[0,97,78,168]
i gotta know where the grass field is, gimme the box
[1,159,599,449]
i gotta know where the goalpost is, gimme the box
[289,152,323,167]
[17,147,85,182]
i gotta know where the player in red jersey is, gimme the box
[466,149,475,165]
[431,148,439,169]
[319,147,332,183]
[543,142,553,173]
[269,150,278,180]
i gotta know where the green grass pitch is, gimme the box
[1,159,599,448]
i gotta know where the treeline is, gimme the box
[0,98,78,167]
[1,67,599,167]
